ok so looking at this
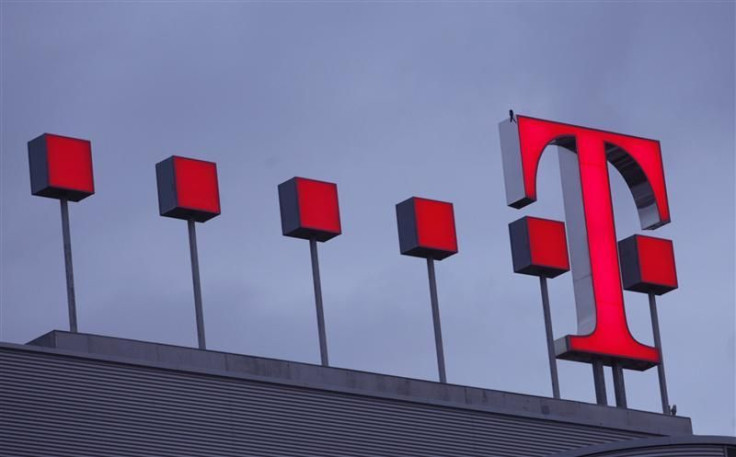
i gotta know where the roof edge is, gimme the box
[2,330,693,437]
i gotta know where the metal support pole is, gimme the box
[309,238,329,367]
[649,293,670,414]
[426,258,447,384]
[539,277,560,399]
[59,198,77,333]
[612,363,627,408]
[187,219,206,350]
[592,360,608,406]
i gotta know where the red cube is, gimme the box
[278,177,341,242]
[619,235,678,295]
[28,133,94,202]
[156,156,221,222]
[396,197,458,260]
[509,216,569,278]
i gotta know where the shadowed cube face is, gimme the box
[28,133,95,201]
[278,177,341,242]
[156,156,221,222]
[396,197,458,260]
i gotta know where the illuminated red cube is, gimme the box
[509,216,569,278]
[156,156,221,222]
[396,197,458,260]
[619,235,678,295]
[278,177,341,242]
[28,133,94,202]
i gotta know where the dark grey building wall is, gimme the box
[0,332,698,457]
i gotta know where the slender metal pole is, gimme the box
[539,277,560,399]
[187,219,206,350]
[592,360,608,406]
[426,258,447,384]
[309,238,329,367]
[612,363,627,408]
[59,198,77,333]
[649,293,670,414]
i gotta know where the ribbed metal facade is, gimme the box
[590,447,724,457]
[555,435,736,456]
[0,332,725,457]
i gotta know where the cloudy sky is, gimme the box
[1,1,734,436]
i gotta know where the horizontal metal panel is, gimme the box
[554,436,736,457]
[587,446,725,456]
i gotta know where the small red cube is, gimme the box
[619,235,678,295]
[28,133,94,202]
[509,216,569,278]
[156,156,220,222]
[278,177,341,242]
[396,197,458,260]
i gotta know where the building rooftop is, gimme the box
[4,331,734,456]
[16,330,691,437]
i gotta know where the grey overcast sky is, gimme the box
[1,0,734,436]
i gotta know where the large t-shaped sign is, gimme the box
[500,115,670,370]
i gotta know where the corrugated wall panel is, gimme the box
[589,446,726,456]
[1,349,653,457]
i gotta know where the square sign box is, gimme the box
[619,235,678,295]
[509,216,570,278]
[156,156,221,222]
[396,197,458,260]
[278,177,341,242]
[28,133,94,201]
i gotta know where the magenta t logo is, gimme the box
[500,115,671,369]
